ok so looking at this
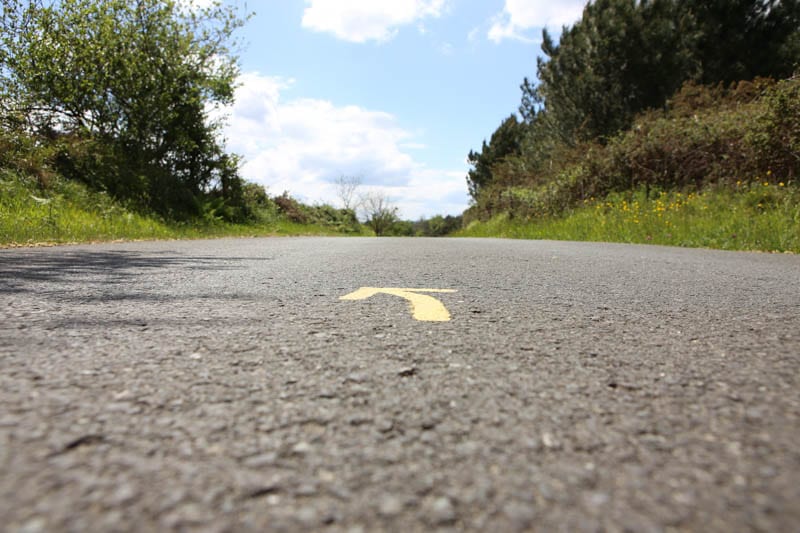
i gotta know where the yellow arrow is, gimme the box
[340,287,457,322]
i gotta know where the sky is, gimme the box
[215,1,586,220]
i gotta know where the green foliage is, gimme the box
[469,0,800,218]
[241,182,272,209]
[0,169,369,246]
[344,214,464,237]
[0,167,174,244]
[412,214,463,236]
[457,185,800,253]
[309,204,361,233]
[0,122,57,188]
[272,191,361,233]
[751,77,800,178]
[471,79,800,223]
[684,0,800,84]
[522,0,799,147]
[466,114,524,200]
[531,0,700,144]
[272,192,311,224]
[359,192,400,236]
[385,219,415,236]
[364,205,399,236]
[592,78,799,195]
[0,0,250,219]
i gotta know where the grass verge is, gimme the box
[1,170,368,247]
[456,184,800,253]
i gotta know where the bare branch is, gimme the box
[360,191,398,236]
[334,174,361,211]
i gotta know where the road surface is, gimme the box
[1,237,799,531]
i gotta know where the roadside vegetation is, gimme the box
[458,184,800,252]
[1,0,254,223]
[3,1,798,249]
[0,1,457,246]
[0,169,370,247]
[463,0,800,252]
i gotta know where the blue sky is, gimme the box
[215,1,585,219]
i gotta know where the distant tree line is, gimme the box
[384,214,463,237]
[0,0,252,220]
[332,175,463,236]
[467,0,800,216]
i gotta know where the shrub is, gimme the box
[271,191,361,232]
[0,128,56,189]
[273,192,309,223]
[474,78,799,221]
[751,78,800,180]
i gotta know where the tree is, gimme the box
[466,0,800,220]
[360,191,399,236]
[530,0,699,145]
[386,219,414,236]
[334,174,362,211]
[523,0,800,146]
[682,0,800,84]
[466,114,524,201]
[413,214,463,236]
[0,0,250,217]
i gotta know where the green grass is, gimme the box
[0,170,368,247]
[456,183,800,253]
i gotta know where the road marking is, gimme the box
[340,287,457,322]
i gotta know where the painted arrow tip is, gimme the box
[340,287,457,322]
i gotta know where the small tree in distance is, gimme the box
[360,191,399,236]
[334,175,362,211]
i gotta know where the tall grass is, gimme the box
[469,79,800,227]
[0,170,367,246]
[457,183,800,253]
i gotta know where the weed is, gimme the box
[457,185,800,253]
[1,170,369,246]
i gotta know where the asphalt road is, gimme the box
[1,237,799,532]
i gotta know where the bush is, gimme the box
[412,214,463,236]
[473,78,800,221]
[272,191,361,232]
[751,78,800,179]
[0,127,56,189]
[273,192,309,223]
[589,78,799,195]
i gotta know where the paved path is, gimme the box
[1,237,799,531]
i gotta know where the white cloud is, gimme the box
[488,0,585,43]
[217,72,468,219]
[301,0,447,43]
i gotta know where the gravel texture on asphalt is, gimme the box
[1,237,799,532]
